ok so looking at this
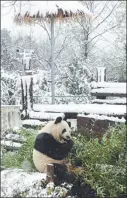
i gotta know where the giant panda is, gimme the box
[33,116,74,184]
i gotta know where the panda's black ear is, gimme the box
[55,117,62,124]
[67,121,71,128]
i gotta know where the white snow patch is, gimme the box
[1,140,22,150]
[22,119,47,126]
[29,111,65,120]
[5,134,26,143]
[78,114,126,123]
[33,104,126,116]
[1,105,21,108]
[91,87,126,94]
[15,1,93,18]
[90,82,126,89]
[1,169,69,197]
[92,98,126,104]
[13,127,21,131]
[1,169,46,197]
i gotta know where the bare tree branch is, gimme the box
[55,34,70,60]
[1,1,17,8]
[87,36,100,53]
[87,24,119,45]
[92,1,108,23]
[35,21,51,41]
[88,1,119,36]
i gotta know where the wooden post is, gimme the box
[20,74,33,120]
[20,49,34,119]
[21,78,24,111]
[46,164,54,183]
[29,77,33,109]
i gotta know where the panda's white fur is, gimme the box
[33,119,72,173]
[33,149,64,173]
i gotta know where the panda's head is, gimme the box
[51,117,72,143]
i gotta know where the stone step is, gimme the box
[1,140,22,151]
[22,119,47,128]
[4,133,26,143]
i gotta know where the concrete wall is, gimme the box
[1,105,22,132]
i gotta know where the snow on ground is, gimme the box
[22,119,47,126]
[91,87,126,94]
[5,133,26,143]
[90,82,126,89]
[1,169,70,197]
[1,169,46,197]
[1,140,22,150]
[92,98,126,104]
[78,114,126,123]
[33,104,126,116]
[29,111,65,120]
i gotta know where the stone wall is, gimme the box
[1,105,22,132]
[77,115,124,140]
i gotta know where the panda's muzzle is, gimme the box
[66,135,71,140]
[61,135,71,142]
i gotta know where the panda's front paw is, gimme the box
[60,139,66,143]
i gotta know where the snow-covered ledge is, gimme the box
[1,169,46,197]
[77,114,125,139]
[1,105,22,132]
[1,169,70,197]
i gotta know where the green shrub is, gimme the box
[2,128,37,171]
[69,123,126,197]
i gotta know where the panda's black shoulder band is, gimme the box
[54,117,62,124]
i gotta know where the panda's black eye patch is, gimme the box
[62,129,66,134]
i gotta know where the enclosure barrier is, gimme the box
[77,67,126,139]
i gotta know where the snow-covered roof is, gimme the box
[13,1,93,24]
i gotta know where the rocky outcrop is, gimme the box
[1,169,71,198]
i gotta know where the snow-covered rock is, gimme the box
[1,140,22,151]
[1,169,70,198]
[29,111,65,120]
[1,169,46,197]
[5,133,26,143]
[77,114,126,123]
[22,119,47,127]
